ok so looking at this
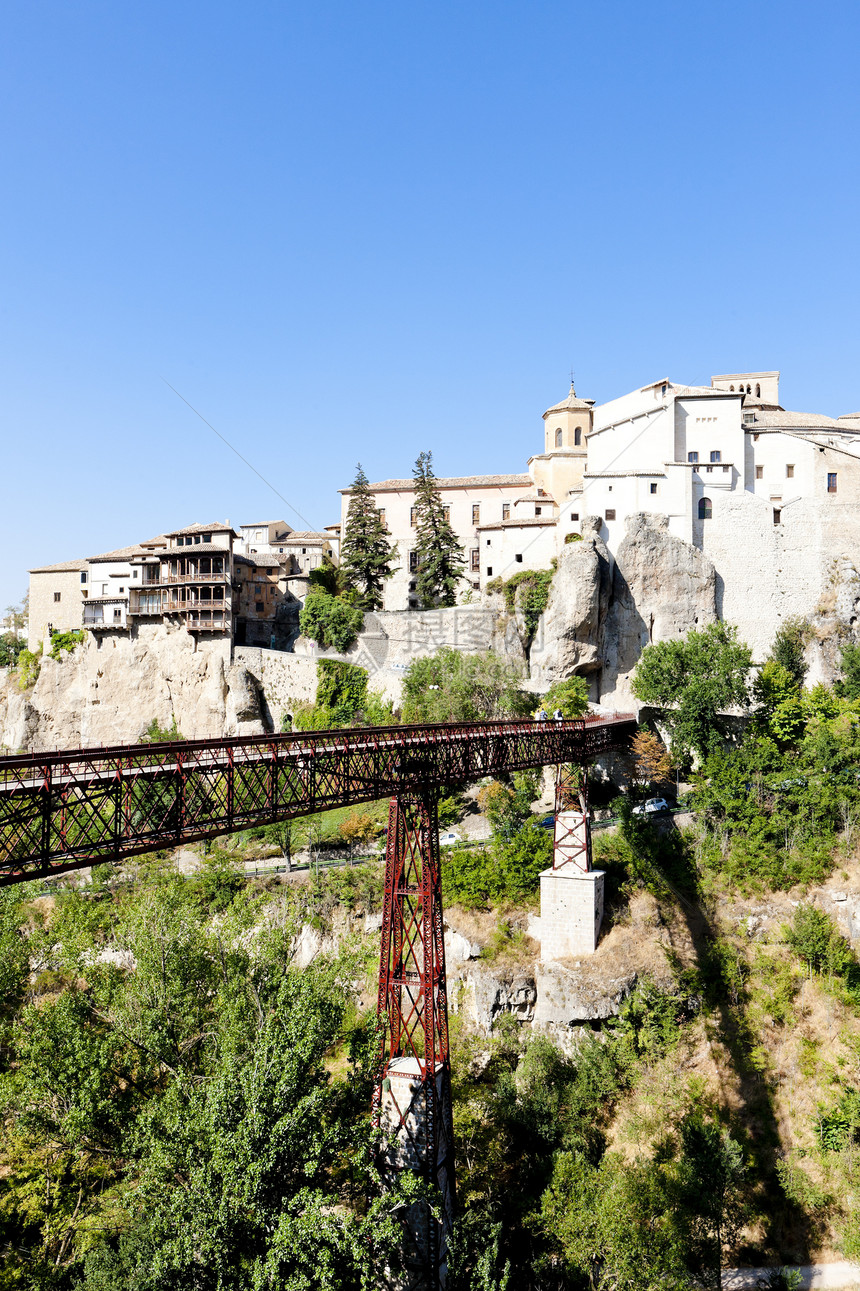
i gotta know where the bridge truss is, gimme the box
[0,714,635,1289]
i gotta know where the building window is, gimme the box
[378,508,385,526]
[442,506,450,522]
[515,553,523,562]
[502,502,510,521]
[743,413,755,425]
[410,506,417,527]
[113,609,122,622]
[201,533,211,543]
[710,450,721,463]
[773,509,782,525]
[255,602,264,613]
[486,567,492,577]
[80,571,87,584]
[470,549,479,572]
[688,451,699,463]
[650,483,658,494]
[786,464,794,478]
[570,512,579,521]
[535,506,542,516]
[409,551,418,572]
[574,427,582,446]
[605,509,616,521]
[53,591,61,602]
[756,383,761,398]
[472,504,480,524]
[828,473,838,493]
[555,428,562,447]
[661,384,667,396]
[706,465,713,473]
[698,497,712,519]
[756,465,763,479]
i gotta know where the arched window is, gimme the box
[698,497,712,520]
[574,426,582,446]
[555,428,562,447]
[755,383,761,398]
[729,384,735,391]
[746,384,752,394]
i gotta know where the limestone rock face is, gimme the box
[451,968,538,1032]
[529,518,612,687]
[0,625,265,752]
[601,512,718,705]
[534,963,637,1027]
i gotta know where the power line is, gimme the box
[161,378,319,531]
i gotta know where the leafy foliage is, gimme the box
[837,639,860,701]
[140,716,183,743]
[290,660,393,731]
[631,727,674,789]
[541,675,589,719]
[14,644,41,691]
[769,616,810,688]
[632,622,753,762]
[0,632,24,668]
[401,647,532,724]
[412,451,466,607]
[299,590,365,654]
[486,568,554,643]
[340,463,398,609]
[48,629,86,661]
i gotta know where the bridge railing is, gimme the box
[0,715,636,885]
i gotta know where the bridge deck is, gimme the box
[0,714,635,885]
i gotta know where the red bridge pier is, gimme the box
[374,792,455,1290]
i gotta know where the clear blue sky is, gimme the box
[2,0,858,609]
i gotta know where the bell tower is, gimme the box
[528,380,595,504]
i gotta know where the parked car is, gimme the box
[632,797,672,816]
[439,830,461,847]
[539,815,555,832]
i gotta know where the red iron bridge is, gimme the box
[0,713,636,1291]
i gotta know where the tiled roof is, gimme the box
[29,558,88,574]
[477,517,557,532]
[342,473,531,493]
[88,544,155,563]
[163,520,236,536]
[281,531,331,541]
[240,521,291,530]
[751,409,849,430]
[543,382,595,416]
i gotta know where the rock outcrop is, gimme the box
[529,519,612,688]
[600,512,718,705]
[0,624,266,751]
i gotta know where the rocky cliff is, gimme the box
[1,512,724,751]
[0,625,266,751]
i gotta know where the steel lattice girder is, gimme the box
[374,794,454,1290]
[553,764,592,873]
[0,716,635,885]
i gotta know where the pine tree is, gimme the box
[412,451,466,608]
[340,463,398,610]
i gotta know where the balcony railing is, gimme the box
[185,616,230,631]
[141,571,228,586]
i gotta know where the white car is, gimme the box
[632,797,672,816]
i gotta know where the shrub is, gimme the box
[487,568,554,642]
[401,647,532,724]
[299,591,364,654]
[48,629,86,661]
[15,645,41,691]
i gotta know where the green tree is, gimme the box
[674,1112,748,1291]
[401,647,532,723]
[299,591,364,654]
[632,623,752,763]
[542,675,590,718]
[770,615,809,687]
[340,464,399,609]
[412,451,466,607]
[838,640,860,701]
